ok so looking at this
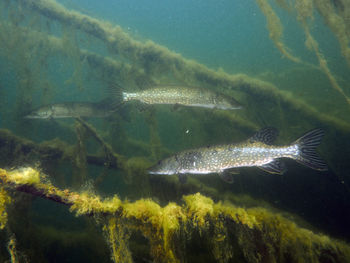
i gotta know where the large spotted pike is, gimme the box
[149,128,327,183]
[114,85,242,110]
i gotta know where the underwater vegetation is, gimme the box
[1,167,350,263]
[0,0,350,262]
[256,0,350,105]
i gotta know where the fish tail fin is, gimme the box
[106,82,125,109]
[293,128,327,171]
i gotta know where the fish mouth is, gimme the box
[23,114,36,119]
[147,164,160,175]
[232,105,243,110]
[147,164,172,175]
[23,114,43,119]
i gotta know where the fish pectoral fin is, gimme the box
[178,174,187,184]
[172,103,181,111]
[249,127,279,145]
[259,159,286,175]
[219,171,234,184]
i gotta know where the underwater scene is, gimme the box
[0,0,350,262]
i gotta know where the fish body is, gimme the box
[121,85,242,110]
[24,101,113,119]
[149,128,327,179]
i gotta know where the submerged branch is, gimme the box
[15,0,350,133]
[0,167,350,263]
[0,128,121,169]
[75,118,123,168]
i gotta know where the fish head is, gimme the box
[148,156,180,175]
[24,106,53,119]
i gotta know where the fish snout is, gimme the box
[147,162,162,175]
[148,159,174,175]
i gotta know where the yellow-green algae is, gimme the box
[1,167,350,263]
[255,0,301,63]
[0,187,11,230]
[1,0,350,261]
[7,235,19,263]
[103,217,132,263]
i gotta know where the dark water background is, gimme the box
[0,0,350,262]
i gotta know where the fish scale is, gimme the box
[149,128,327,181]
[121,85,242,110]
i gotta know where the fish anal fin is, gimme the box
[250,127,278,145]
[259,159,286,175]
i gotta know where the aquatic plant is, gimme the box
[256,0,350,106]
[255,0,301,63]
[8,0,349,128]
[7,235,20,263]
[0,167,350,262]
[0,0,350,261]
[0,187,11,230]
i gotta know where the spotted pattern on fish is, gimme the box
[122,85,241,110]
[149,128,327,176]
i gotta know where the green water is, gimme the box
[0,0,350,262]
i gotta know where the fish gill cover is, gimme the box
[0,0,350,262]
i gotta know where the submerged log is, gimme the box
[0,167,349,263]
[0,128,121,169]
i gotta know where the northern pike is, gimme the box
[113,85,242,110]
[24,100,115,119]
[148,128,327,183]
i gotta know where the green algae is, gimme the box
[0,187,11,230]
[1,168,350,262]
[0,0,350,262]
[256,0,350,106]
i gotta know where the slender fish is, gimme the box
[24,100,114,119]
[149,128,327,183]
[113,85,242,110]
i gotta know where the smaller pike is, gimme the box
[24,100,114,119]
[149,128,327,183]
[112,85,242,110]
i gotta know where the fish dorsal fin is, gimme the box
[249,127,278,145]
[259,159,286,175]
